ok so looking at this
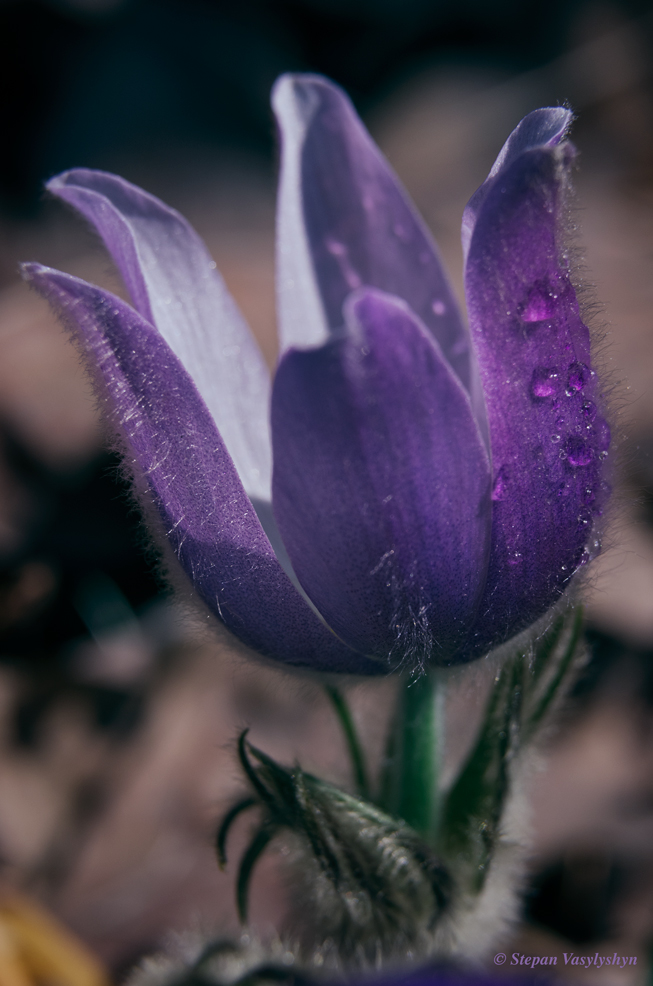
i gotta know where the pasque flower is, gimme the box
[22,75,609,674]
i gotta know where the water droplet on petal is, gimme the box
[567,361,590,392]
[581,485,596,505]
[577,507,593,532]
[581,400,597,421]
[508,551,523,566]
[491,466,509,501]
[326,238,346,256]
[432,299,446,316]
[531,366,559,398]
[521,281,556,322]
[551,433,561,443]
[565,435,594,467]
[325,238,362,289]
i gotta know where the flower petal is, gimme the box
[271,288,491,666]
[272,74,473,394]
[464,139,609,657]
[462,107,572,259]
[47,169,272,502]
[22,263,381,675]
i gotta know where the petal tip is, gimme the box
[271,71,349,127]
[45,168,85,194]
[343,286,408,325]
[19,260,49,283]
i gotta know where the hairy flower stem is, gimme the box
[377,673,441,842]
[326,673,442,841]
[397,674,441,840]
[218,607,585,956]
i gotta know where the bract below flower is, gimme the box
[22,75,609,673]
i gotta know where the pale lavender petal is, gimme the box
[47,169,272,503]
[272,74,472,394]
[462,107,571,260]
[271,288,491,665]
[464,141,609,658]
[22,263,380,675]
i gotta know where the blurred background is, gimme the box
[2,0,653,981]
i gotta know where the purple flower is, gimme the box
[22,75,609,673]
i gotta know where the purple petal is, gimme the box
[464,139,609,657]
[22,263,381,675]
[272,74,473,394]
[271,288,491,666]
[462,107,572,259]
[47,169,272,502]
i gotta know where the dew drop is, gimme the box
[491,466,509,501]
[325,238,346,256]
[564,435,594,467]
[324,238,361,289]
[556,416,565,428]
[531,366,559,398]
[393,222,411,243]
[521,282,556,322]
[551,433,561,443]
[581,400,597,422]
[577,507,593,532]
[432,299,446,316]
[581,485,596,505]
[567,361,590,392]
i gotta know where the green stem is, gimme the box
[325,685,371,801]
[397,672,439,840]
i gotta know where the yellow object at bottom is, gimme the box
[0,894,108,986]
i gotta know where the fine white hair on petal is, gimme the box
[273,75,331,354]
